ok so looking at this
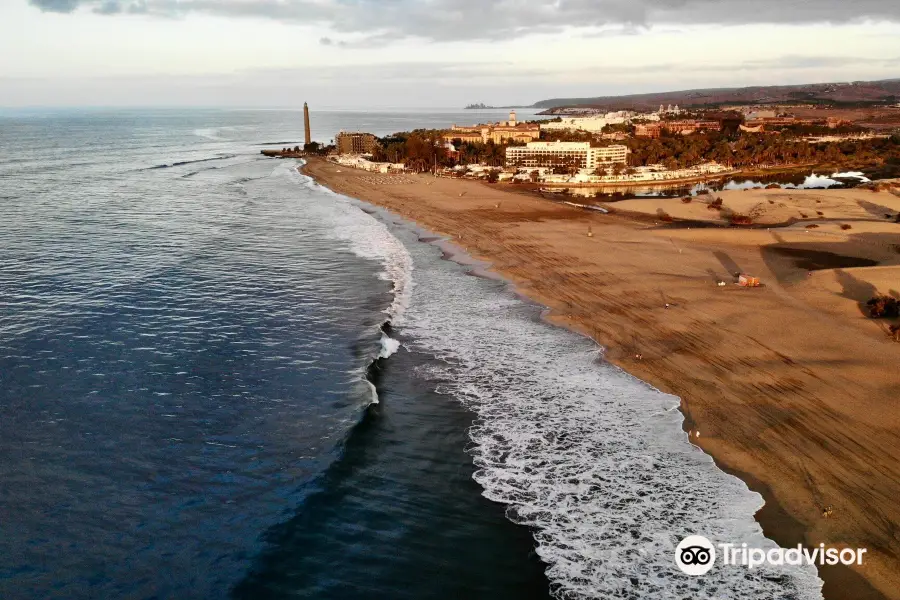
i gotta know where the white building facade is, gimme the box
[539,111,658,133]
[506,142,629,169]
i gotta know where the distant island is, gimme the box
[464,103,530,110]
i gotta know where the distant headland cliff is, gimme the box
[468,77,900,113]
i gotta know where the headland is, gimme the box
[301,156,900,600]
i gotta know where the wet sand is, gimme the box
[301,158,900,600]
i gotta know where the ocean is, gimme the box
[0,108,823,599]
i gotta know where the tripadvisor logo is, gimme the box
[674,534,868,575]
[675,535,717,575]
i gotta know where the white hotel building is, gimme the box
[506,142,629,170]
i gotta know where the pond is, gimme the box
[539,171,872,201]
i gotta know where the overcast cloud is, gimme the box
[5,0,900,107]
[28,0,900,43]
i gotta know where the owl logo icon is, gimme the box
[675,535,717,575]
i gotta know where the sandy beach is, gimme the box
[301,157,900,600]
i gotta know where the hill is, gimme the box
[533,79,900,112]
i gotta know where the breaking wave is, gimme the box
[283,162,411,406]
[193,128,223,140]
[289,163,413,327]
[400,241,824,599]
[360,207,822,600]
[147,155,237,170]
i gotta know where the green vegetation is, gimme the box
[868,296,899,318]
[623,131,900,170]
[363,124,900,176]
[370,129,525,168]
[369,130,449,170]
[303,141,325,155]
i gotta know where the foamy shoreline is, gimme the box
[300,172,824,599]
[298,157,900,600]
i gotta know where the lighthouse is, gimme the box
[303,102,311,147]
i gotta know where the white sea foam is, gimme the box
[193,128,223,141]
[364,379,380,405]
[378,334,401,359]
[398,228,822,599]
[287,163,413,326]
[304,166,823,599]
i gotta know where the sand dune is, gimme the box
[611,186,900,227]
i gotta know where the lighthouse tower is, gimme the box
[303,102,311,147]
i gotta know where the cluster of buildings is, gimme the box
[441,160,732,186]
[739,116,850,133]
[443,111,541,145]
[634,120,722,138]
[658,104,684,115]
[329,154,405,173]
[539,111,636,133]
[539,161,732,185]
[537,105,682,134]
[505,141,629,170]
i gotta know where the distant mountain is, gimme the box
[532,79,900,112]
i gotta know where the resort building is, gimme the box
[539,111,635,133]
[658,104,683,115]
[663,120,722,135]
[740,117,839,132]
[505,142,629,169]
[335,131,380,155]
[444,110,541,145]
[635,120,722,137]
[634,123,663,138]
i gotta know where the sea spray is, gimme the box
[378,334,401,359]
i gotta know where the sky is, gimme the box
[1,0,899,108]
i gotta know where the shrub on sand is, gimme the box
[867,296,900,319]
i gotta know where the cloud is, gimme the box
[6,53,900,108]
[94,1,123,14]
[27,0,900,43]
[29,0,81,12]
[319,37,349,47]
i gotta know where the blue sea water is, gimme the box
[0,108,824,599]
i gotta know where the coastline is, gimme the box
[299,157,900,600]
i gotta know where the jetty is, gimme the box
[261,148,306,158]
